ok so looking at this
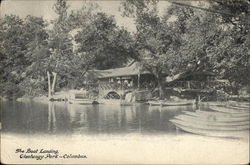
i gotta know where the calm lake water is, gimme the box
[1,100,196,135]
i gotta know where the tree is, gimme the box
[0,15,50,98]
[0,15,26,84]
[208,0,250,93]
[121,0,194,99]
[74,12,136,70]
[21,16,50,95]
[166,0,249,94]
[47,0,74,97]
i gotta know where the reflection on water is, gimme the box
[1,101,196,135]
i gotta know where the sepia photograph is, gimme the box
[0,0,249,164]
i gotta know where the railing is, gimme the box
[99,82,135,91]
[166,81,229,90]
[99,81,229,91]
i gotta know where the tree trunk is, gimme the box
[47,71,51,99]
[157,75,166,100]
[51,72,57,95]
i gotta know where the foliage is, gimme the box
[0,0,248,99]
[120,0,195,98]
[169,0,249,93]
[0,15,50,97]
[75,12,136,69]
[208,0,250,89]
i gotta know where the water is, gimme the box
[1,100,196,135]
[1,101,249,164]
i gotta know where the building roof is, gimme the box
[87,61,150,79]
[166,70,216,82]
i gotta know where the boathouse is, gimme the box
[86,61,156,99]
[85,60,229,101]
[165,70,231,101]
[166,70,216,89]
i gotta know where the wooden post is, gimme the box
[47,71,51,100]
[138,73,140,89]
[187,81,190,89]
[48,101,51,130]
[51,72,57,95]
[196,94,200,109]
[137,64,140,89]
[197,95,200,104]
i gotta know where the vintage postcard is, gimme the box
[0,0,249,164]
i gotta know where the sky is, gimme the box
[1,0,170,32]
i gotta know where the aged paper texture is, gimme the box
[1,0,249,164]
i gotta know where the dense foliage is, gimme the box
[120,0,249,97]
[0,0,249,99]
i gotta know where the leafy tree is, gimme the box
[0,15,49,98]
[75,12,136,70]
[162,1,249,96]
[121,0,194,99]
[47,0,75,96]
[208,0,250,93]
[0,15,26,81]
[47,0,103,92]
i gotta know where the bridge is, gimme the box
[98,82,135,99]
[97,80,229,100]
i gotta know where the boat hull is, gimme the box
[68,99,97,105]
[195,110,249,118]
[209,106,249,114]
[171,119,249,131]
[183,111,250,122]
[148,100,195,106]
[170,120,249,138]
[175,115,250,127]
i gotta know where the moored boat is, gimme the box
[170,119,249,138]
[170,100,250,138]
[120,102,146,106]
[200,102,226,106]
[148,100,195,106]
[68,98,98,105]
[120,101,140,106]
[228,101,250,108]
[148,100,162,106]
[195,110,249,118]
[209,105,249,114]
[225,104,249,110]
[68,90,98,105]
[175,114,250,126]
[171,118,249,131]
[120,102,135,106]
[183,111,250,122]
[200,101,249,109]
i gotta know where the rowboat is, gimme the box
[120,102,145,106]
[195,110,249,118]
[68,90,98,105]
[228,101,250,108]
[147,100,162,106]
[68,98,98,105]
[162,100,195,106]
[209,106,249,114]
[200,102,225,106]
[170,119,249,138]
[120,102,136,106]
[183,111,250,122]
[171,118,249,131]
[226,104,249,110]
[175,114,250,126]
[201,102,249,109]
[148,100,195,106]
